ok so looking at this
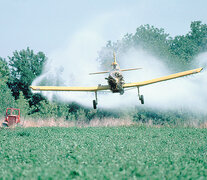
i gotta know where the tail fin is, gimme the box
[112,51,117,66]
[113,52,117,63]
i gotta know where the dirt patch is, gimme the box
[2,118,207,128]
[21,118,75,127]
[20,118,134,128]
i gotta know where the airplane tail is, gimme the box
[89,68,141,75]
[89,52,141,75]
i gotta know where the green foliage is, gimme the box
[15,91,29,117]
[0,57,9,81]
[0,58,15,115]
[63,103,122,122]
[29,100,72,120]
[133,24,170,57]
[168,21,207,65]
[0,82,15,115]
[29,100,58,119]
[132,107,206,126]
[8,47,47,99]
[56,104,70,118]
[99,21,207,70]
[0,126,206,179]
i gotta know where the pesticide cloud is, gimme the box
[120,49,207,113]
[32,15,207,113]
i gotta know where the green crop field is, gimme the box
[0,126,206,179]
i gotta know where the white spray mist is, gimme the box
[32,14,207,113]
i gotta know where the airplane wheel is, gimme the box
[93,100,97,109]
[140,95,144,104]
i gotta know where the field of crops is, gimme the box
[0,126,206,179]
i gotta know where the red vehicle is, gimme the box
[2,108,20,127]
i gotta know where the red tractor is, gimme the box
[2,108,20,127]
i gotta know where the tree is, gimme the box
[98,21,207,71]
[0,58,15,115]
[30,100,57,119]
[0,82,15,116]
[169,21,207,65]
[133,24,170,58]
[188,21,207,51]
[0,57,9,81]
[8,47,47,99]
[15,91,29,117]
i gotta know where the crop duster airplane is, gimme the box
[30,53,203,109]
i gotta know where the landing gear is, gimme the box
[137,87,144,104]
[93,100,97,109]
[140,95,144,104]
[93,91,98,109]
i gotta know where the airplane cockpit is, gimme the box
[112,63,120,70]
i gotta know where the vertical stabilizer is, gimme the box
[113,52,117,64]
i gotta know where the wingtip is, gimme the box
[199,68,203,72]
[197,67,203,72]
[30,86,36,90]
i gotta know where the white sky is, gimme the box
[0,0,207,58]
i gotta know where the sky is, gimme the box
[1,0,207,111]
[1,0,207,58]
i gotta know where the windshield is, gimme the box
[109,71,122,78]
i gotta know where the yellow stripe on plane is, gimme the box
[123,67,203,88]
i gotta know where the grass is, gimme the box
[0,126,206,179]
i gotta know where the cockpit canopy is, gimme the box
[111,63,120,70]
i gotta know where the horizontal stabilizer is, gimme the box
[89,71,109,75]
[89,68,141,75]
[120,68,142,72]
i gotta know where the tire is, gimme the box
[140,95,144,104]
[93,100,97,109]
[2,122,8,127]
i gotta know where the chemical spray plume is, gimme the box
[32,44,207,113]
[32,16,207,113]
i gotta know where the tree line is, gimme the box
[0,21,207,124]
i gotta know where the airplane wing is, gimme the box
[30,85,110,92]
[30,68,203,92]
[123,68,203,88]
